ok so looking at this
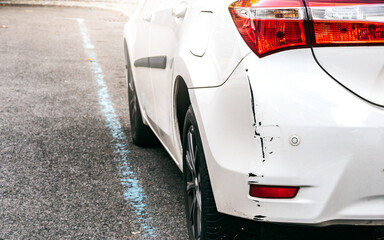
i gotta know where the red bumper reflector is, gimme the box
[250,185,299,199]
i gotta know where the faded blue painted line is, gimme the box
[75,18,156,238]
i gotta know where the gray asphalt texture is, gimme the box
[0,6,187,239]
[0,5,382,240]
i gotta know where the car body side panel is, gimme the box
[178,0,251,88]
[162,0,252,165]
[125,0,252,168]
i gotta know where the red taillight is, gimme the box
[312,21,384,45]
[229,0,309,57]
[250,185,299,199]
[306,1,384,46]
[229,0,384,57]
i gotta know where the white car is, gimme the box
[124,0,384,239]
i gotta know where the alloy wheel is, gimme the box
[185,125,202,240]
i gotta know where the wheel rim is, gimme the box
[185,125,202,240]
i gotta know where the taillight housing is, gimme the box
[229,0,310,57]
[229,0,384,57]
[306,1,384,46]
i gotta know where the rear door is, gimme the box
[148,0,191,143]
[130,0,157,125]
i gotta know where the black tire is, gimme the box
[182,106,235,240]
[125,46,157,146]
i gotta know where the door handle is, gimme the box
[172,1,188,19]
[143,11,152,22]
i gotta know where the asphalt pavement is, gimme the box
[0,5,382,240]
[0,0,138,16]
[0,6,187,239]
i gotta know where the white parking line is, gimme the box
[75,18,156,238]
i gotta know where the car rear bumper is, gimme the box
[189,49,384,225]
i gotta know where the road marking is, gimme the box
[75,18,156,238]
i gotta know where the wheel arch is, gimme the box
[123,38,130,74]
[174,76,191,157]
[123,37,134,81]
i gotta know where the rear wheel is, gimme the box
[125,49,157,146]
[182,106,235,240]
